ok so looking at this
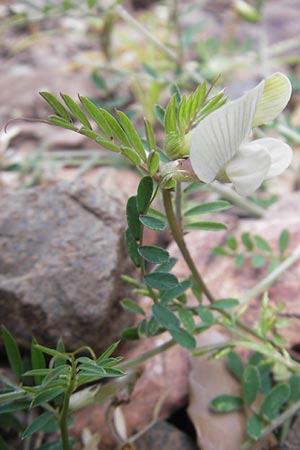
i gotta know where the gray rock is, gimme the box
[0,182,134,353]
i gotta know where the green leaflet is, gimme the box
[39,92,71,121]
[2,326,24,382]
[60,94,92,129]
[117,111,146,161]
[23,412,55,439]
[242,366,260,405]
[138,245,169,264]
[210,394,243,413]
[136,176,154,214]
[184,201,231,216]
[139,215,166,231]
[145,272,179,290]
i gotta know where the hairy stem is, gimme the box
[162,188,215,303]
[59,356,76,450]
[241,399,300,450]
[240,245,300,304]
[209,181,265,217]
[175,181,182,231]
[172,0,184,72]
[113,5,178,63]
[117,339,175,371]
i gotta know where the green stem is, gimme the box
[162,188,215,303]
[172,0,184,72]
[175,181,182,231]
[241,399,300,450]
[113,5,179,63]
[0,389,27,403]
[209,181,265,217]
[277,123,300,145]
[59,356,76,450]
[117,339,175,371]
[269,36,300,57]
[240,245,300,304]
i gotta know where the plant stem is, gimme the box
[117,339,175,371]
[269,36,300,57]
[209,181,265,217]
[240,245,300,304]
[113,5,179,63]
[175,181,182,231]
[59,356,76,450]
[277,123,300,145]
[241,399,300,450]
[162,188,215,303]
[172,0,184,72]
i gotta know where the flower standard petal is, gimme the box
[225,142,271,196]
[190,81,265,183]
[253,73,292,127]
[255,137,293,178]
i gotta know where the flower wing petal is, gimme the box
[253,73,292,127]
[190,81,264,183]
[255,137,293,178]
[225,142,271,196]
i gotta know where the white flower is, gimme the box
[190,73,293,196]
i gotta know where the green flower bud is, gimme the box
[164,131,192,160]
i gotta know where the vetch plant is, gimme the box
[2,71,300,450]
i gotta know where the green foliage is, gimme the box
[121,299,145,316]
[184,201,231,216]
[227,351,244,380]
[210,298,239,311]
[138,245,169,264]
[160,279,192,305]
[31,338,46,385]
[212,229,291,273]
[136,176,154,214]
[40,92,151,168]
[279,229,290,254]
[242,366,260,405]
[162,83,227,159]
[210,395,243,413]
[23,412,55,439]
[184,221,227,232]
[1,333,124,449]
[126,196,141,241]
[247,414,264,440]
[2,327,24,382]
[211,347,300,444]
[260,384,290,420]
[139,215,166,231]
[168,328,196,350]
[144,272,179,290]
[196,306,215,325]
[152,304,180,329]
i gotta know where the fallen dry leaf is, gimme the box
[188,330,247,450]
[187,329,276,450]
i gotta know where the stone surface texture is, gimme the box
[0,182,134,353]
